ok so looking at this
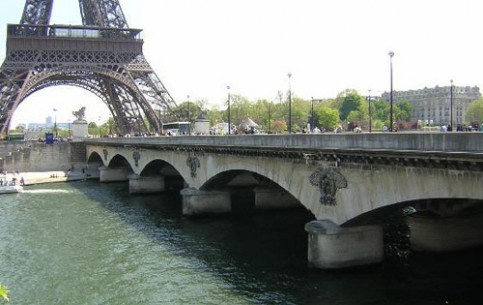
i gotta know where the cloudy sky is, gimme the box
[1,0,482,126]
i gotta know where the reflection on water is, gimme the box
[23,189,73,194]
[0,181,482,305]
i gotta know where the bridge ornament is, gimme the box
[186,156,200,178]
[133,151,141,167]
[102,149,108,161]
[309,168,348,206]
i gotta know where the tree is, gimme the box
[290,97,310,131]
[254,99,274,132]
[339,90,364,121]
[88,121,99,137]
[317,107,339,131]
[372,99,390,124]
[347,110,362,123]
[396,100,413,121]
[225,94,252,126]
[272,118,287,133]
[466,98,483,123]
[172,99,205,124]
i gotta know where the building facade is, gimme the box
[381,85,481,127]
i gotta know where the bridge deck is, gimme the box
[86,133,483,152]
[86,133,483,169]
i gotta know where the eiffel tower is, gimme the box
[0,0,177,136]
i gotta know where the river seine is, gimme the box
[1,181,482,305]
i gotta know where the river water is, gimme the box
[0,181,482,305]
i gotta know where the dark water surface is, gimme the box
[0,181,482,304]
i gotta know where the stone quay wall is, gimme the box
[0,141,86,172]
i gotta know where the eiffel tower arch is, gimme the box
[0,0,177,136]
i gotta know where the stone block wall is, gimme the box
[0,141,86,172]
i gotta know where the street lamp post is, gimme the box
[450,79,453,131]
[288,73,292,134]
[388,51,395,132]
[227,86,231,135]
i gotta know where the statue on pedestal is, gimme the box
[72,107,86,122]
[71,106,88,140]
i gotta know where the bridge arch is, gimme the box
[108,154,134,172]
[96,152,135,183]
[201,170,276,191]
[86,151,103,178]
[139,159,186,191]
[336,166,483,225]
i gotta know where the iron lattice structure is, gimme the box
[0,0,176,136]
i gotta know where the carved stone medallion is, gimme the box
[309,168,348,206]
[133,151,141,167]
[186,156,200,178]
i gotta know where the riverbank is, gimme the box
[3,170,94,186]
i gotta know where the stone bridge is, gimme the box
[85,133,483,269]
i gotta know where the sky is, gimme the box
[1,0,483,126]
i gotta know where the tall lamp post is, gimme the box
[450,79,453,131]
[388,51,395,132]
[187,95,191,136]
[227,86,231,135]
[288,73,292,134]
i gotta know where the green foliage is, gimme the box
[172,99,206,123]
[347,110,361,123]
[372,99,390,122]
[396,100,413,121]
[317,107,339,131]
[339,90,364,121]
[73,87,416,135]
[466,98,483,123]
[205,106,223,127]
[290,97,311,131]
[0,284,9,302]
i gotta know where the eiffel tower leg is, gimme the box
[0,69,31,135]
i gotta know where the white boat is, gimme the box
[0,184,23,194]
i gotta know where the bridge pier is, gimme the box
[99,166,130,183]
[180,188,231,216]
[129,174,165,194]
[407,212,483,252]
[305,220,383,269]
[254,187,300,210]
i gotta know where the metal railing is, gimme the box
[7,24,142,41]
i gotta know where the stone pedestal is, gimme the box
[305,220,384,269]
[72,119,88,141]
[407,212,483,252]
[254,187,300,210]
[180,188,231,216]
[129,175,165,194]
[99,166,130,182]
